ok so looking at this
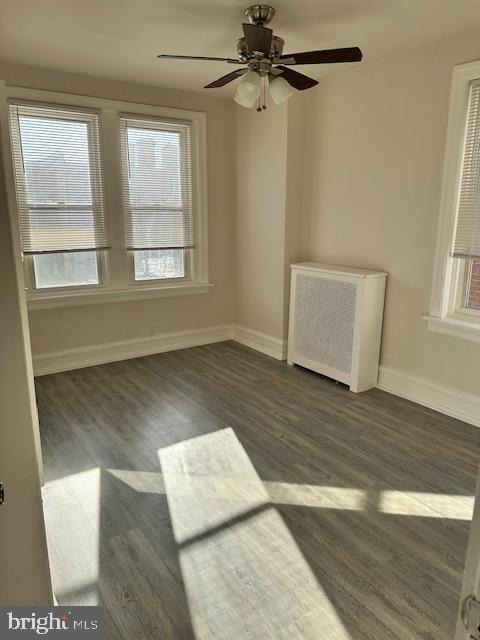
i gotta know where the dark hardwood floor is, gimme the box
[36,341,480,639]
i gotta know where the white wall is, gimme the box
[0,63,235,356]
[300,30,480,397]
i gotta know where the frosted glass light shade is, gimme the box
[269,76,295,105]
[234,71,262,108]
[234,88,256,108]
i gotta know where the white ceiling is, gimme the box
[1,0,480,97]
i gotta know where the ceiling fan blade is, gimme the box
[204,68,247,88]
[278,47,362,65]
[274,66,319,90]
[158,54,240,64]
[242,23,272,55]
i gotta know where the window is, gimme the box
[466,260,480,310]
[451,77,480,314]
[120,114,194,283]
[9,103,107,289]
[428,61,480,342]
[133,249,186,281]
[4,89,209,307]
[33,251,100,289]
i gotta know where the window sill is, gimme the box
[27,282,214,310]
[424,313,480,344]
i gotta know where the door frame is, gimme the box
[456,468,480,639]
[0,77,52,604]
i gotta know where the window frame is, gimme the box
[426,59,480,344]
[119,113,194,286]
[0,83,210,309]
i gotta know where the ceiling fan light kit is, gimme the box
[158,5,363,111]
[269,75,295,106]
[234,70,263,108]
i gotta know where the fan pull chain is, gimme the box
[262,77,267,110]
[257,77,267,112]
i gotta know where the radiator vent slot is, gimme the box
[295,275,356,374]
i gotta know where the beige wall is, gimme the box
[0,63,235,354]
[234,101,288,339]
[300,30,480,396]
[284,97,307,334]
[0,128,52,604]
[234,95,306,341]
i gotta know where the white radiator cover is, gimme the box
[288,262,387,393]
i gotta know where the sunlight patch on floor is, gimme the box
[159,430,270,545]
[266,481,367,510]
[106,468,165,494]
[266,483,474,520]
[105,467,474,521]
[42,468,101,605]
[159,428,352,640]
[379,490,474,521]
[42,444,474,614]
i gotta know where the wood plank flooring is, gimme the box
[36,341,480,640]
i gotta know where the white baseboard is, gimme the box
[32,324,480,429]
[377,365,480,428]
[33,323,287,376]
[233,325,287,361]
[33,324,234,376]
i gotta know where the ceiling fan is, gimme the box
[158,5,362,111]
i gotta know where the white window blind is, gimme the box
[119,114,194,251]
[8,102,108,254]
[453,79,480,259]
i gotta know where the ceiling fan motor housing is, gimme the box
[237,35,284,63]
[270,36,284,58]
[245,5,275,26]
